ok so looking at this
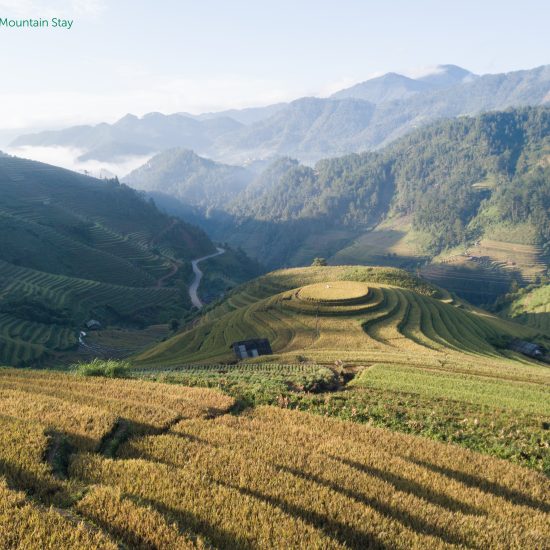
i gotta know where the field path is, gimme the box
[189,247,225,308]
[156,258,181,288]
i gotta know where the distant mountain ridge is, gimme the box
[11,65,550,166]
[330,65,476,103]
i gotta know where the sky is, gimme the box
[0,0,549,133]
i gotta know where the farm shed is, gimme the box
[230,338,273,360]
[509,340,544,358]
[85,319,102,331]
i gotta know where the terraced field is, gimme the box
[0,260,182,366]
[422,238,549,306]
[0,154,220,366]
[137,266,545,366]
[0,367,547,549]
[331,217,429,268]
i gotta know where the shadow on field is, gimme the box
[329,455,485,516]
[129,495,255,550]
[219,480,389,549]
[0,458,66,505]
[275,465,470,548]
[406,457,550,514]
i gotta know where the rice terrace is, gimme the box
[1,3,550,548]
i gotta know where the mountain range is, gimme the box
[11,65,550,167]
[124,106,550,307]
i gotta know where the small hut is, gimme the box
[85,319,102,331]
[509,340,544,359]
[230,339,272,360]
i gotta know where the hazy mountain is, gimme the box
[181,103,288,125]
[124,148,254,210]
[213,97,377,164]
[330,72,434,103]
[12,65,550,166]
[212,66,550,163]
[331,65,477,103]
[416,64,477,88]
[12,112,243,162]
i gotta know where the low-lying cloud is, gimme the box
[6,145,152,178]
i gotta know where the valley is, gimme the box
[0,26,549,547]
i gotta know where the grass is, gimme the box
[502,283,550,334]
[133,363,338,405]
[73,358,133,378]
[352,364,550,415]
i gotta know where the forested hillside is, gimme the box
[160,107,542,276]
[124,148,253,211]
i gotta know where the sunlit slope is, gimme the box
[136,266,544,366]
[502,284,550,335]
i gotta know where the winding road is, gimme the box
[189,247,225,309]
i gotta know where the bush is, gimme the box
[311,257,328,266]
[73,359,132,378]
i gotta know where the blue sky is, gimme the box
[0,0,548,130]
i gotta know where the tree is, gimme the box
[169,319,180,332]
[311,257,327,267]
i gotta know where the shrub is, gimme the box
[73,359,133,378]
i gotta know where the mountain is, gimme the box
[213,96,377,164]
[216,66,549,163]
[12,65,550,167]
[163,107,549,307]
[416,64,477,88]
[123,148,254,211]
[330,72,435,103]
[181,103,288,125]
[11,112,243,162]
[331,65,477,103]
[0,153,261,366]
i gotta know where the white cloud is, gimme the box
[0,0,105,18]
[6,145,152,178]
[402,65,445,79]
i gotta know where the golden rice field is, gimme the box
[62,407,550,549]
[0,366,548,549]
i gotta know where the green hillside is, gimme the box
[0,154,220,366]
[498,283,550,334]
[216,107,549,264]
[124,148,253,210]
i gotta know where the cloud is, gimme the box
[403,65,446,79]
[0,0,105,18]
[6,145,152,178]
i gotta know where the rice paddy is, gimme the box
[136,266,546,366]
[0,366,547,549]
